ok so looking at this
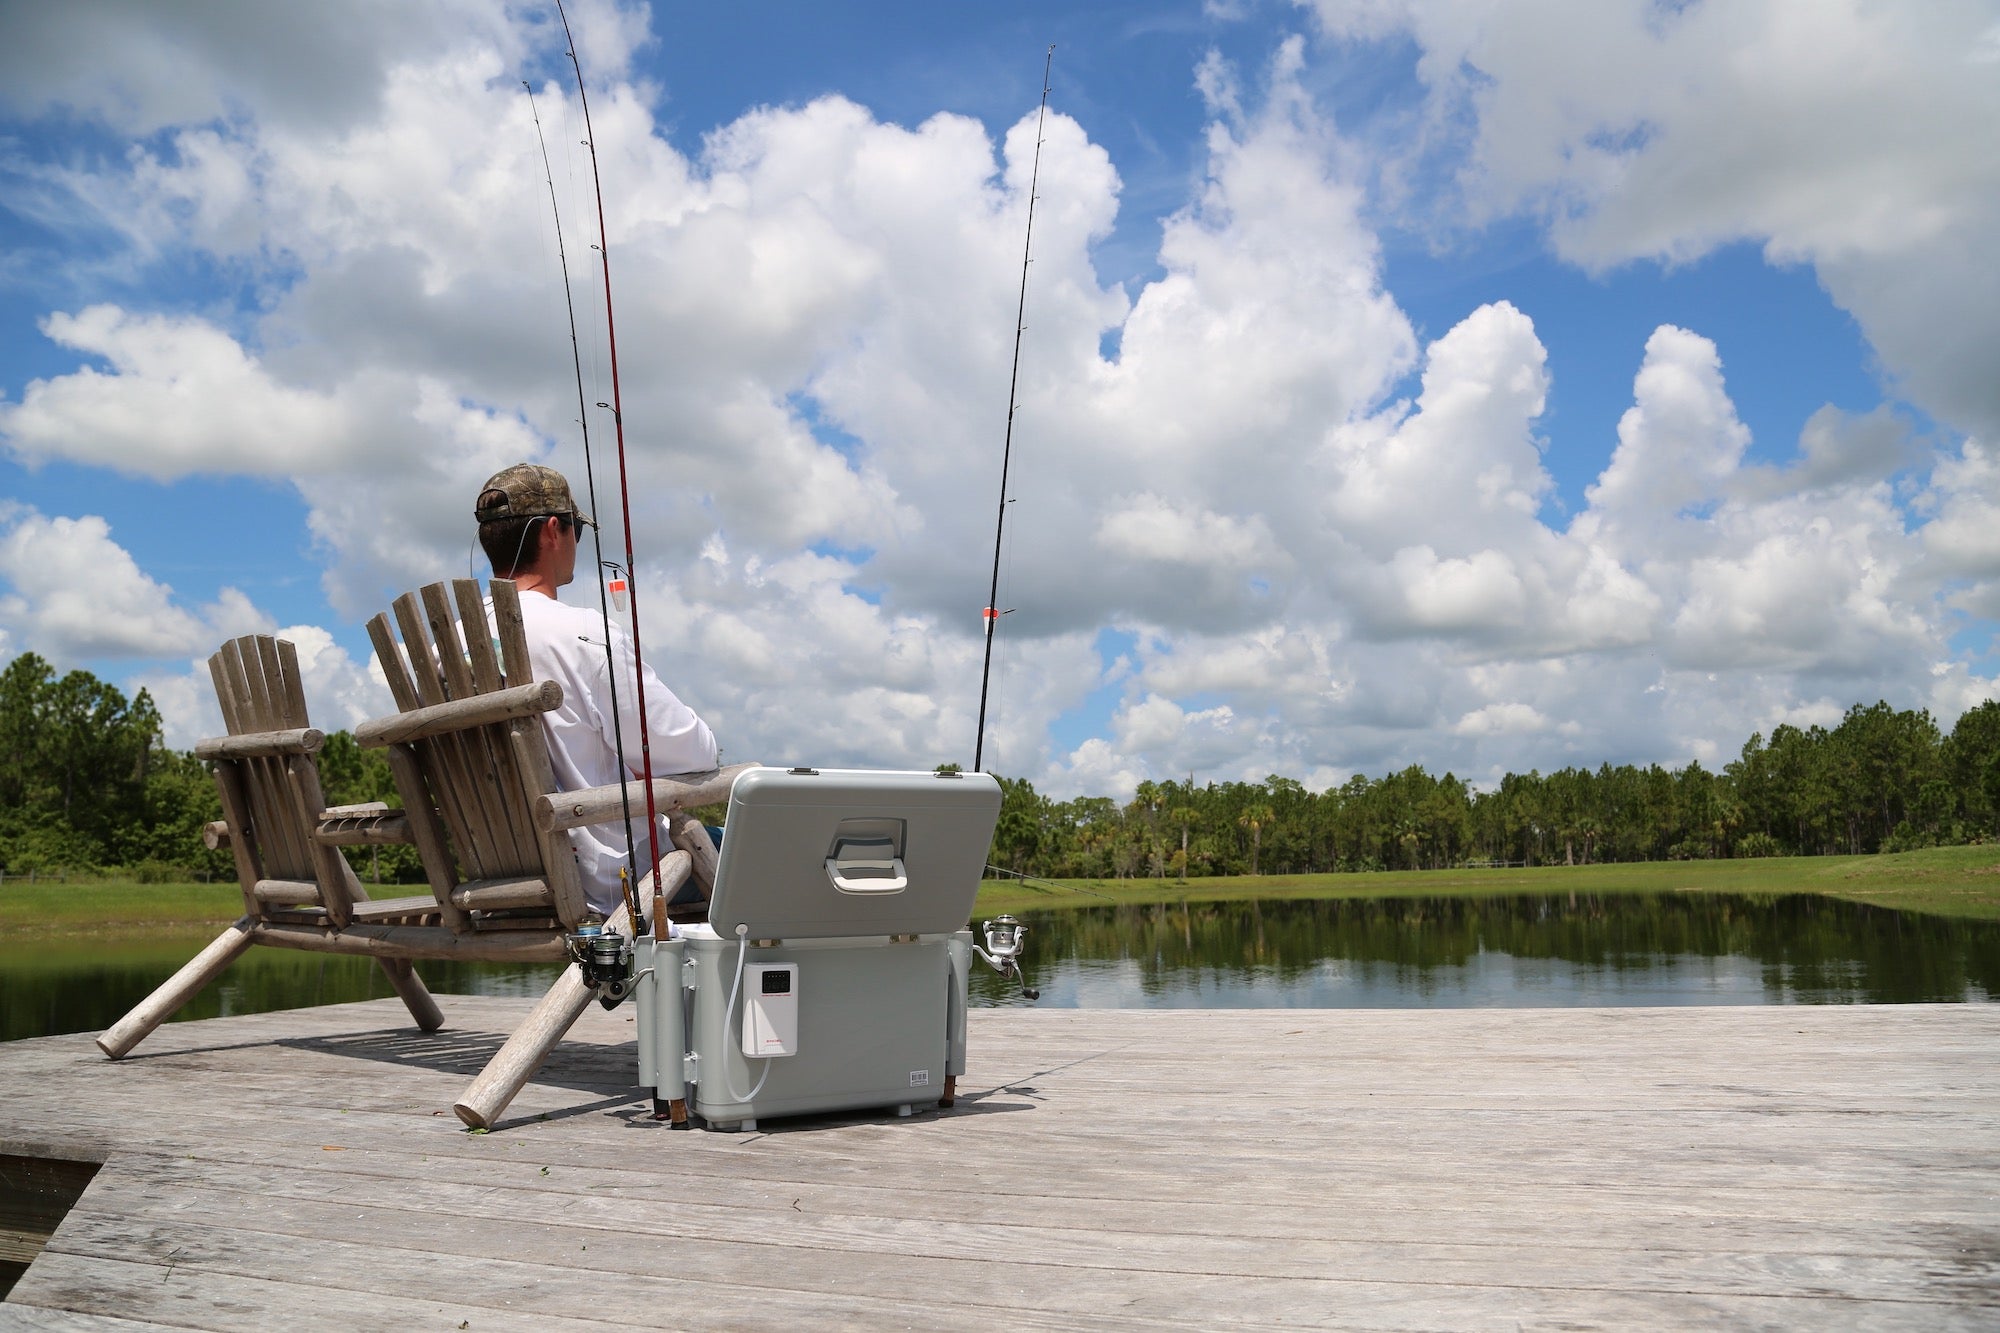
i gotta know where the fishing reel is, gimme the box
[972,914,1040,1001]
[567,915,637,1009]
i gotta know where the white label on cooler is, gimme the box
[741,963,798,1057]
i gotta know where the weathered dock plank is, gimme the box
[1,1000,1996,1329]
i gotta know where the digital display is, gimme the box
[761,971,791,996]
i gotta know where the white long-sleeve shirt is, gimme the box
[510,589,718,913]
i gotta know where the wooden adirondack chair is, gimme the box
[361,578,749,1128]
[97,635,445,1060]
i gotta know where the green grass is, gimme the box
[973,843,2000,922]
[0,880,266,940]
[5,843,1997,943]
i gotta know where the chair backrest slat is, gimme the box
[367,612,422,712]
[393,593,447,708]
[273,638,309,731]
[213,640,250,733]
[422,582,478,701]
[238,638,274,730]
[492,580,531,687]
[207,650,241,735]
[454,578,504,695]
[253,636,290,729]
[222,638,255,727]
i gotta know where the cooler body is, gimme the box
[632,766,998,1131]
[683,933,954,1126]
[637,928,975,1130]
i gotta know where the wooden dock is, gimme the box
[2,999,1997,1329]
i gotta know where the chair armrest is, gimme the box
[316,807,415,846]
[202,820,232,851]
[533,762,759,833]
[352,679,562,748]
[193,727,325,760]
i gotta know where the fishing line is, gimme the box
[556,86,609,441]
[974,45,1054,774]
[557,0,667,928]
[524,76,645,911]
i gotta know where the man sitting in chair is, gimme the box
[475,463,719,916]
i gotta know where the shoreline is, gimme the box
[5,844,1997,943]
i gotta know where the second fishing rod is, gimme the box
[974,44,1056,776]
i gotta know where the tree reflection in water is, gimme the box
[964,894,2000,1009]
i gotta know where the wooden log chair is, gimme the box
[97,635,446,1061]
[362,578,753,1129]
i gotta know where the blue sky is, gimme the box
[1,0,1996,794]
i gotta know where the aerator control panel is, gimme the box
[741,963,799,1057]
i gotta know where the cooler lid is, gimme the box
[707,767,1002,939]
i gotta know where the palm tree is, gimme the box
[1238,803,1275,877]
[1132,780,1165,877]
[1169,806,1198,882]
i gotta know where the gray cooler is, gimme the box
[633,766,1001,1131]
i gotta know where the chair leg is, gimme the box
[374,958,444,1032]
[96,919,256,1059]
[458,896,636,1128]
[452,961,593,1129]
[452,903,630,1130]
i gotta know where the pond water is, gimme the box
[966,892,2000,1009]
[4,892,1995,1042]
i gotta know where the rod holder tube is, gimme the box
[634,937,658,1090]
[947,930,973,1080]
[649,935,688,1103]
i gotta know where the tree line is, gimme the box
[4,651,1997,882]
[986,697,2000,879]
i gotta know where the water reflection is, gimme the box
[5,892,1996,1041]
[0,937,565,1044]
[965,893,2000,1009]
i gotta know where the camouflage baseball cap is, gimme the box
[474,464,592,526]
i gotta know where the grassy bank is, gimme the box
[5,843,1996,942]
[0,880,254,940]
[971,843,2000,922]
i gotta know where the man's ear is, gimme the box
[535,515,566,562]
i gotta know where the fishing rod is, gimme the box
[555,0,663,928]
[973,45,1054,775]
[522,78,643,913]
